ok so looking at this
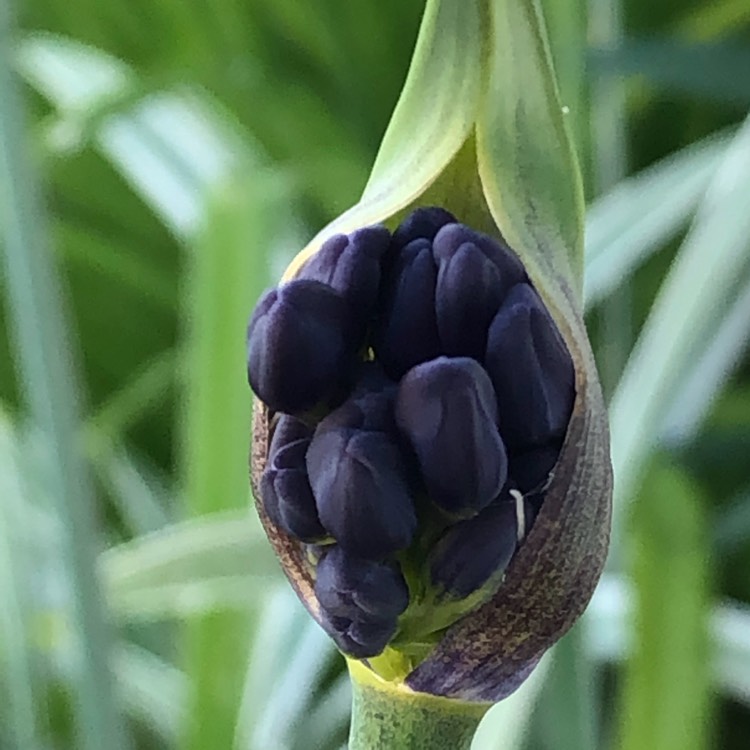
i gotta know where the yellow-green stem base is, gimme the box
[347,659,491,750]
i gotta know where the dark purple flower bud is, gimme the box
[320,613,399,659]
[392,206,456,249]
[315,546,409,621]
[508,443,561,495]
[395,357,508,517]
[485,283,575,450]
[268,414,313,458]
[315,547,409,658]
[434,241,507,360]
[261,438,326,543]
[432,223,527,283]
[351,361,399,396]
[374,238,441,379]
[317,379,397,434]
[307,424,417,559]
[298,226,390,336]
[247,279,356,415]
[428,500,518,599]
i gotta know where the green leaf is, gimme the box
[234,590,308,750]
[616,463,713,750]
[538,0,588,160]
[678,0,750,41]
[362,0,482,203]
[660,272,750,447]
[470,655,550,750]
[101,511,278,620]
[714,485,750,555]
[589,39,750,106]
[251,620,336,750]
[283,0,484,278]
[179,168,286,750]
[0,414,44,750]
[609,113,750,516]
[588,575,750,708]
[477,0,585,298]
[0,8,127,749]
[584,132,731,308]
[113,642,187,745]
[292,674,351,750]
[19,34,255,239]
[534,624,598,750]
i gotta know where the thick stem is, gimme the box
[347,660,490,750]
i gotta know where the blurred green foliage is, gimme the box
[1,0,750,749]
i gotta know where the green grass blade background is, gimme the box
[0,5,127,749]
[616,462,713,750]
[179,169,283,749]
[2,1,750,748]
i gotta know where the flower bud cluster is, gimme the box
[247,208,575,659]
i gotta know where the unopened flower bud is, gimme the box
[391,206,456,248]
[395,356,508,517]
[315,546,410,658]
[374,238,441,379]
[485,283,575,450]
[306,389,417,558]
[428,499,518,599]
[433,224,526,361]
[432,223,526,281]
[298,226,390,337]
[260,437,326,543]
[246,279,357,415]
[249,204,611,704]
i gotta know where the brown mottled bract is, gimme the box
[250,276,613,704]
[405,298,612,702]
[250,402,320,621]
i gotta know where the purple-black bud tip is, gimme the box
[261,437,326,543]
[315,546,409,658]
[395,356,508,517]
[428,499,519,599]
[374,237,441,379]
[391,206,457,249]
[298,226,390,337]
[247,279,357,415]
[307,397,417,557]
[485,283,575,451]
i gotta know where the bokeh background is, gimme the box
[1,0,750,748]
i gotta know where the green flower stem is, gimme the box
[347,659,490,750]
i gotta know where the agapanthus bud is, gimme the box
[260,437,326,543]
[306,389,417,558]
[249,205,611,706]
[485,283,575,450]
[298,226,390,337]
[374,238,441,379]
[428,499,518,599]
[431,224,527,361]
[315,546,409,658]
[246,279,357,415]
[395,356,508,517]
[434,242,507,360]
[432,223,527,281]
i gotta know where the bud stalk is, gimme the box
[348,660,490,750]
